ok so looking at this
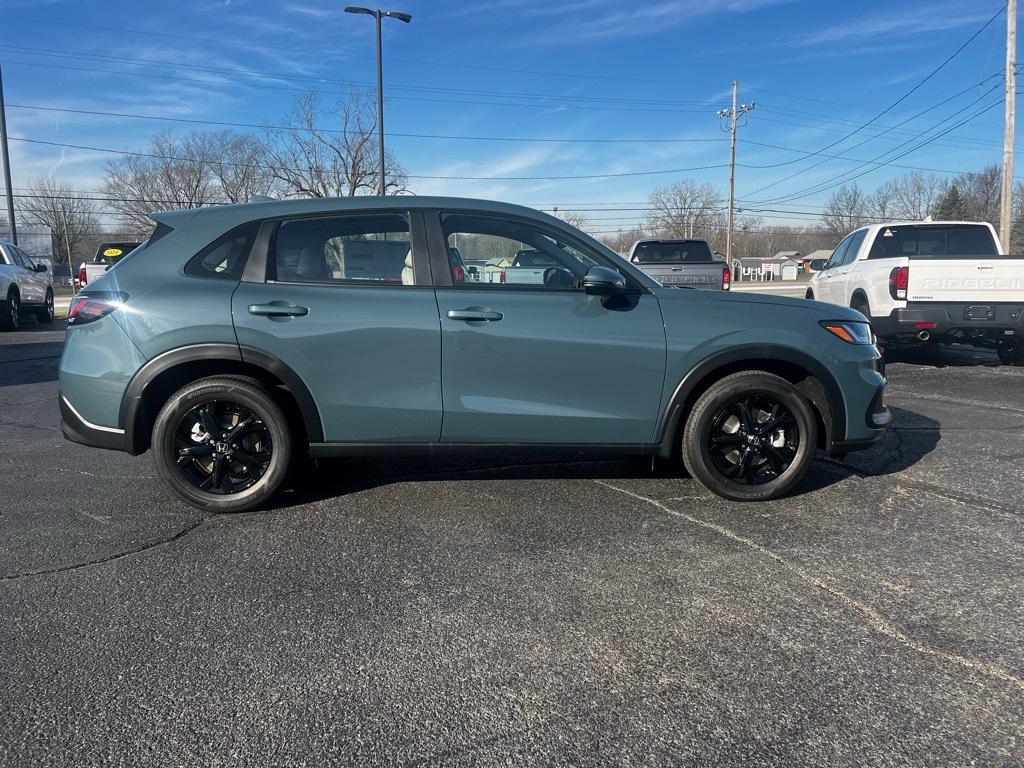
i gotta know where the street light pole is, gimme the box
[0,64,17,245]
[345,6,412,197]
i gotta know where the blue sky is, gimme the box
[0,0,1013,233]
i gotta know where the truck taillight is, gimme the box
[499,270,506,284]
[722,266,731,291]
[889,266,909,300]
[77,266,88,288]
[67,292,128,326]
[453,265,465,283]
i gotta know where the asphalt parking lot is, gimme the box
[1,321,1022,766]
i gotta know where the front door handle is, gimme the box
[447,308,503,322]
[248,301,309,317]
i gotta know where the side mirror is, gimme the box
[582,265,626,296]
[33,264,48,273]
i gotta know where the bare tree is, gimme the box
[598,227,646,255]
[206,131,279,203]
[19,178,100,274]
[868,179,899,220]
[890,171,946,220]
[553,208,588,231]
[259,90,408,198]
[102,131,224,233]
[951,164,1001,226]
[646,180,724,238]
[821,183,870,233]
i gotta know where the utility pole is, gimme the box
[0,64,16,245]
[1001,0,1017,251]
[717,81,754,278]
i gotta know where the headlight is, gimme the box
[820,320,874,345]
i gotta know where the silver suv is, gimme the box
[0,239,54,331]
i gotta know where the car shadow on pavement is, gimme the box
[271,405,939,508]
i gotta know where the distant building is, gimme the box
[734,252,801,281]
[802,249,833,273]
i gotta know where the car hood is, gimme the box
[699,288,865,321]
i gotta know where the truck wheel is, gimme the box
[0,290,20,332]
[805,289,814,300]
[852,297,870,320]
[997,339,1024,366]
[151,376,293,512]
[35,289,54,324]
[682,371,818,502]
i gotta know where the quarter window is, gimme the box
[271,214,414,285]
[442,213,599,290]
[186,221,259,280]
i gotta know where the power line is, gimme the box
[742,5,1006,199]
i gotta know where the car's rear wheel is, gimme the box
[997,338,1024,366]
[0,290,20,332]
[35,289,54,324]
[682,371,818,501]
[152,376,292,512]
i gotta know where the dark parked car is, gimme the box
[59,197,889,511]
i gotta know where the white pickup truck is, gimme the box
[807,221,1024,364]
[74,241,141,291]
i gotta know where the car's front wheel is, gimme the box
[0,290,20,332]
[152,376,292,512]
[682,371,818,501]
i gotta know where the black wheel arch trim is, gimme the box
[655,344,847,458]
[119,343,324,454]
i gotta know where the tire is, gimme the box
[997,338,1024,366]
[151,376,293,512]
[0,291,20,332]
[682,371,818,502]
[35,289,54,324]
[851,296,870,320]
[805,289,814,300]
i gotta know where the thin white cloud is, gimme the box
[798,3,994,46]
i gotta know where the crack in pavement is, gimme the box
[594,479,1024,692]
[1,516,213,582]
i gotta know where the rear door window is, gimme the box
[271,213,414,285]
[839,230,867,265]
[823,235,852,269]
[868,225,1000,258]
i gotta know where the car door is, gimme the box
[826,229,867,307]
[814,234,852,304]
[430,211,667,445]
[232,210,443,443]
[10,247,44,303]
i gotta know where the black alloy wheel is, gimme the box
[706,394,798,485]
[152,376,292,512]
[682,371,818,501]
[173,399,272,494]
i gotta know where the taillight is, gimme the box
[499,270,506,284]
[67,292,128,326]
[889,266,909,300]
[722,266,731,291]
[77,266,88,287]
[454,264,465,283]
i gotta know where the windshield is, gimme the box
[632,240,714,263]
[867,225,1000,259]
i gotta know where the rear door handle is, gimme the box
[248,301,309,317]
[447,308,503,322]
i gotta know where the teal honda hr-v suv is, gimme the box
[59,196,889,511]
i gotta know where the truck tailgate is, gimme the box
[638,263,724,289]
[907,259,1024,302]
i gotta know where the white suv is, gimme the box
[0,238,54,331]
[807,221,1024,363]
